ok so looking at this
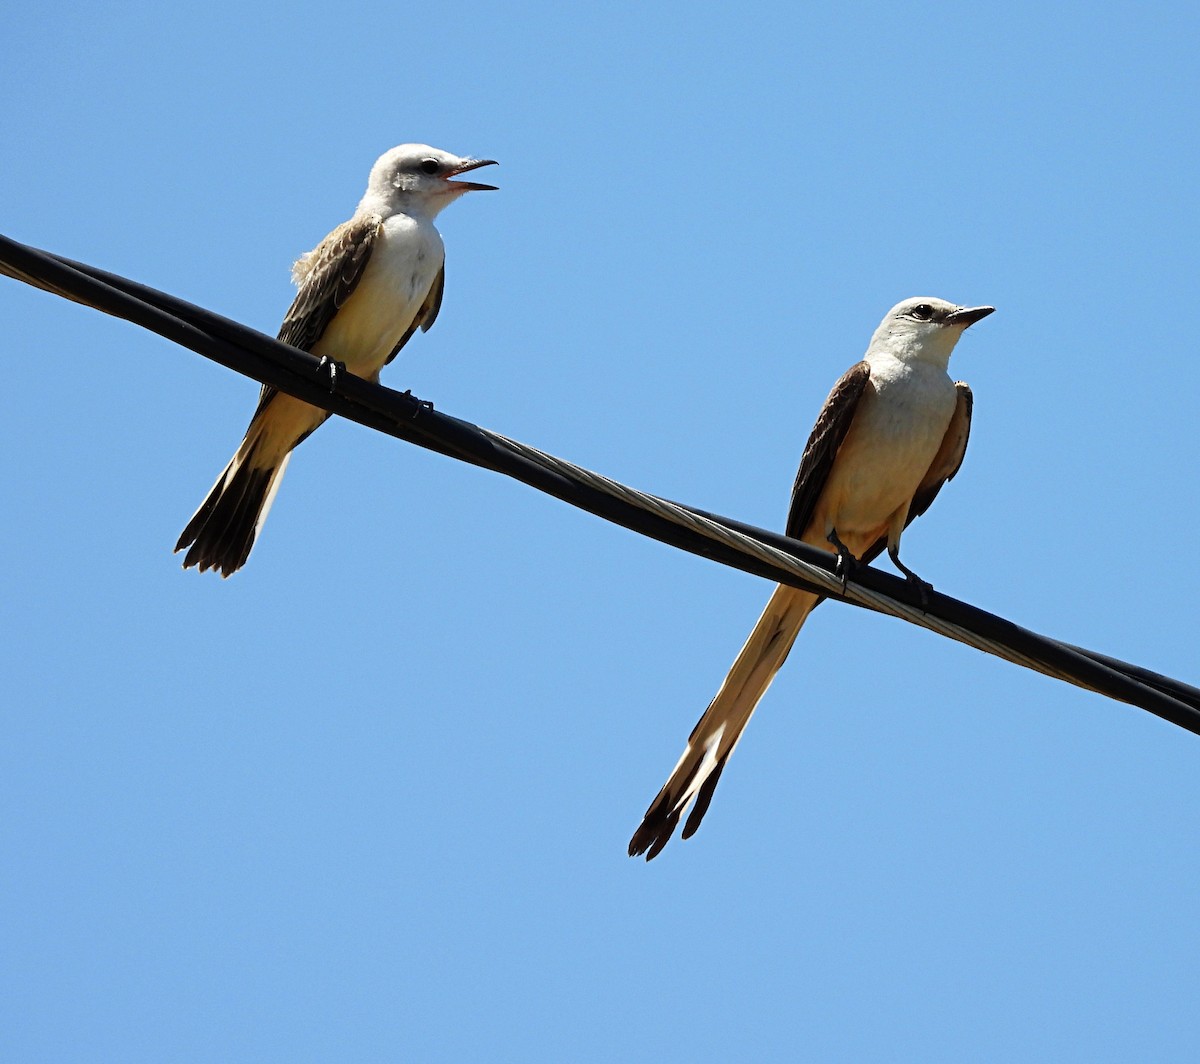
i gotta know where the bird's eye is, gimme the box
[910,304,935,321]
[419,159,441,175]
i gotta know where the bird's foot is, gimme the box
[904,572,933,607]
[834,551,858,594]
[827,530,857,594]
[316,356,345,393]
[889,549,933,607]
[399,389,435,414]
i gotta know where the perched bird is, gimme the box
[629,297,994,859]
[176,144,497,576]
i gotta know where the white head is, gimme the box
[867,297,994,366]
[358,144,498,217]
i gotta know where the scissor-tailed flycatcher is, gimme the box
[629,296,994,859]
[176,144,497,576]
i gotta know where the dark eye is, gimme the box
[910,304,935,321]
[419,159,441,175]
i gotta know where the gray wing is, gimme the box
[383,262,444,367]
[785,361,872,540]
[250,214,382,419]
[861,381,973,565]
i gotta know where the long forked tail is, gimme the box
[175,428,291,578]
[629,584,820,860]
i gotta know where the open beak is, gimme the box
[943,305,995,328]
[444,158,498,192]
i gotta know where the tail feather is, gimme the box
[629,585,818,859]
[176,438,291,578]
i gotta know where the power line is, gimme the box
[3,231,1198,734]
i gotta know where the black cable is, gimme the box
[3,231,1198,735]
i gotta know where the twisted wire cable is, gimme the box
[3,231,1198,734]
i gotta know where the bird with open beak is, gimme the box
[176,144,497,576]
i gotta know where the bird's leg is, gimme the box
[826,529,857,593]
[888,545,932,607]
[315,356,345,393]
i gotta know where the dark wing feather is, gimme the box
[861,381,973,565]
[249,214,382,420]
[420,262,445,333]
[278,214,382,350]
[907,381,973,522]
[785,361,872,540]
[383,262,444,367]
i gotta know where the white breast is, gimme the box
[311,212,445,379]
[813,354,957,551]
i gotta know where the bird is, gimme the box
[628,296,994,859]
[175,144,497,577]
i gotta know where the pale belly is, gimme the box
[310,214,444,379]
[806,361,956,555]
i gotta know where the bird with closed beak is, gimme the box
[629,297,994,859]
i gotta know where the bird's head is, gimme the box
[869,297,994,365]
[361,144,498,215]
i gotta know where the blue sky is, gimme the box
[3,1,1199,1060]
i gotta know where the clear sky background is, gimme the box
[3,2,1199,1061]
